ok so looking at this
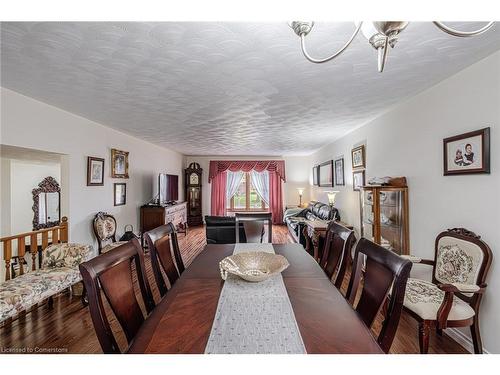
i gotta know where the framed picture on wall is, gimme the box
[111,148,129,178]
[312,165,319,186]
[334,158,345,186]
[443,127,490,175]
[319,160,334,187]
[353,170,365,191]
[114,183,126,206]
[87,156,104,186]
[351,145,365,169]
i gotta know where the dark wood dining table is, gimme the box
[127,243,383,354]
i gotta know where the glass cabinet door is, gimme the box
[360,187,408,255]
[361,190,375,242]
[378,189,404,254]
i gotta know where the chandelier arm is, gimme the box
[299,22,363,64]
[433,21,495,37]
[377,37,389,73]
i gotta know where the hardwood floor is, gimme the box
[0,225,467,354]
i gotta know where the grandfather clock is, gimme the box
[185,162,203,226]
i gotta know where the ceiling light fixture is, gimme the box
[289,21,495,72]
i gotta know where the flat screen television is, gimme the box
[158,174,178,204]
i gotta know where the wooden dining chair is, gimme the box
[346,238,412,353]
[399,228,492,354]
[144,223,185,297]
[319,221,356,290]
[79,239,155,353]
[92,211,127,254]
[235,212,272,243]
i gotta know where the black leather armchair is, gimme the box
[204,216,247,244]
[284,201,340,246]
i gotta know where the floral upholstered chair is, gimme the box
[0,243,93,323]
[93,212,127,254]
[401,228,492,354]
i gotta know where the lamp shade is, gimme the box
[326,191,340,206]
[297,188,305,196]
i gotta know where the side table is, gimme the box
[303,220,354,262]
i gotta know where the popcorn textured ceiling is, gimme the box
[1,22,499,156]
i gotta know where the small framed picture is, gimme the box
[319,160,334,187]
[312,165,319,186]
[351,145,365,169]
[87,157,104,186]
[114,183,126,206]
[334,158,345,186]
[443,127,490,175]
[111,148,129,178]
[353,170,365,191]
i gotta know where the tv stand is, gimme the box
[140,201,187,241]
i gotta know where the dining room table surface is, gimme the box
[127,243,383,354]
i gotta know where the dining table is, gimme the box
[127,243,383,354]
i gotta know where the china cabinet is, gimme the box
[360,177,409,255]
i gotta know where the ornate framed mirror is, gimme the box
[32,176,61,230]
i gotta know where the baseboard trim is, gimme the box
[445,328,490,354]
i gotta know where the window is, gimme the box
[227,172,268,211]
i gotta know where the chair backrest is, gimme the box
[79,239,155,353]
[93,212,117,252]
[320,221,356,289]
[204,215,247,244]
[144,223,184,297]
[346,238,412,353]
[432,228,492,306]
[235,213,272,243]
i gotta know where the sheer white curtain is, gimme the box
[250,170,269,206]
[226,171,244,202]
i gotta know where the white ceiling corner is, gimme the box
[1,22,499,156]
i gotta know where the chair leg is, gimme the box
[81,283,89,307]
[470,317,483,354]
[418,321,431,354]
[436,328,443,336]
[381,297,389,318]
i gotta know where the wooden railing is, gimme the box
[0,217,68,281]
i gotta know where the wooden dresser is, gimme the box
[140,202,187,236]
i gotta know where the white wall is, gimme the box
[1,88,184,250]
[309,51,500,353]
[283,155,311,207]
[8,159,61,235]
[185,155,309,218]
[0,158,12,237]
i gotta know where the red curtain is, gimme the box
[269,171,284,224]
[208,160,286,183]
[210,171,227,216]
[208,160,285,224]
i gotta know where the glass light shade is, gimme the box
[326,191,340,206]
[297,188,305,196]
[358,21,379,40]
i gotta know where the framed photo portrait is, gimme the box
[319,160,334,187]
[114,183,126,206]
[87,156,104,186]
[312,165,319,186]
[351,145,365,169]
[443,127,490,175]
[353,170,365,191]
[334,158,345,186]
[111,148,129,178]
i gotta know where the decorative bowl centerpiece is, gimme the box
[219,251,290,282]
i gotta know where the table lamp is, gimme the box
[297,188,305,207]
[326,191,340,207]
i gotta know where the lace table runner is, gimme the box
[205,243,306,354]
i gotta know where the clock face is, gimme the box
[189,172,199,185]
